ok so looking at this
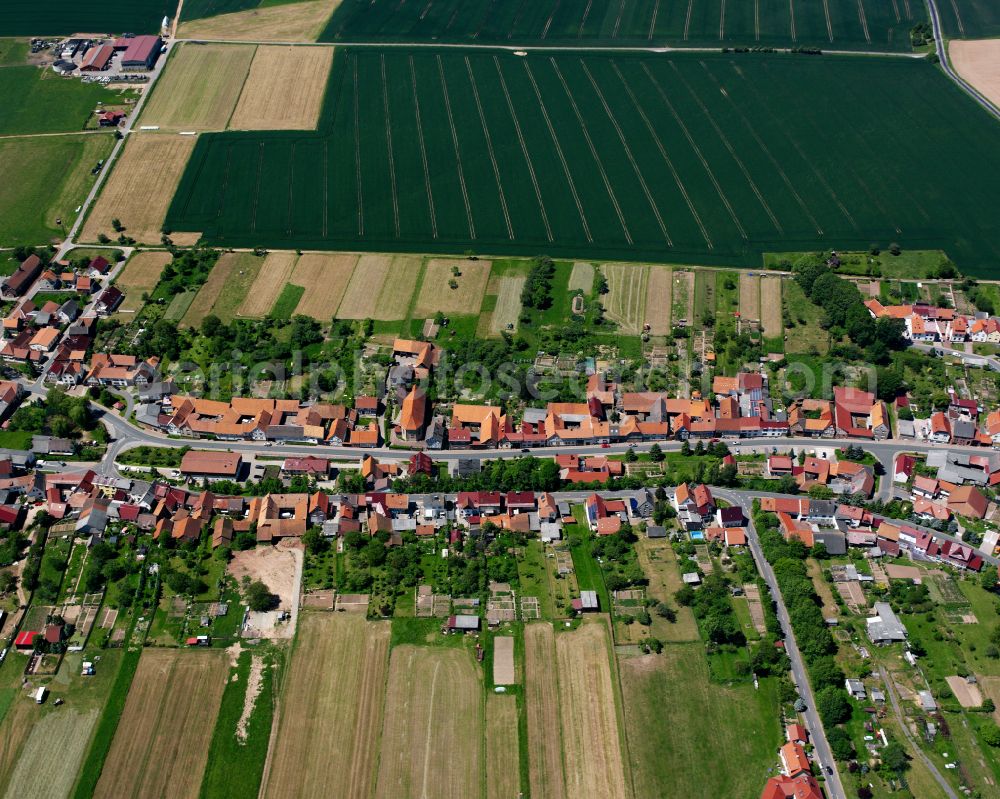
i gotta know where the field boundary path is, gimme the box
[928,0,1000,122]
[879,666,959,799]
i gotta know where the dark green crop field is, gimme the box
[0,0,173,36]
[319,0,924,51]
[166,50,1000,275]
[937,0,1000,38]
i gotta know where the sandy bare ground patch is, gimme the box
[228,540,303,639]
[568,261,594,293]
[556,619,628,799]
[645,266,672,335]
[238,251,299,317]
[414,258,491,317]
[336,254,392,319]
[489,276,524,335]
[374,645,482,799]
[179,0,341,42]
[182,250,240,326]
[373,255,422,320]
[2,709,97,799]
[95,649,228,799]
[262,614,389,799]
[601,263,649,335]
[493,635,516,685]
[81,134,196,245]
[761,276,783,337]
[113,251,170,318]
[743,583,768,636]
[142,43,256,131]
[230,45,333,130]
[952,40,1000,111]
[740,273,760,322]
[946,675,983,708]
[486,695,520,799]
[290,252,357,319]
[524,623,567,799]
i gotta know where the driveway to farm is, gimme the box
[715,488,847,799]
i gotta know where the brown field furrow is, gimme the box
[81,134,196,245]
[486,695,520,799]
[524,623,567,799]
[238,251,299,317]
[179,0,341,42]
[489,276,525,335]
[373,645,482,799]
[3,709,97,799]
[374,255,423,320]
[290,252,357,320]
[113,251,171,318]
[336,254,393,319]
[761,276,783,337]
[231,45,334,130]
[601,263,649,334]
[142,43,256,131]
[95,649,227,799]
[555,620,629,799]
[414,258,490,317]
[645,266,672,335]
[739,273,760,322]
[182,250,240,326]
[263,614,390,799]
[952,40,1000,111]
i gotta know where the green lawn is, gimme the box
[782,280,830,355]
[0,133,114,245]
[517,539,556,621]
[0,430,33,449]
[268,283,305,320]
[0,67,127,135]
[0,39,28,67]
[621,642,781,799]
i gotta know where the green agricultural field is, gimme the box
[621,642,781,799]
[0,67,126,135]
[938,0,1000,38]
[0,133,114,246]
[320,0,923,50]
[168,51,1000,276]
[0,0,174,36]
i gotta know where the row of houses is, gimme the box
[864,298,1000,344]
[763,496,985,571]
[766,453,875,496]
[759,724,823,799]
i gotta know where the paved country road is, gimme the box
[716,488,847,799]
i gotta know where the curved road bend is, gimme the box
[715,488,847,799]
[926,0,1000,122]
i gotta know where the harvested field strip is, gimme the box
[179,0,342,42]
[622,643,781,799]
[555,620,628,799]
[489,276,525,335]
[568,261,594,293]
[739,272,760,322]
[373,646,483,799]
[231,45,334,131]
[373,255,423,320]
[114,252,170,317]
[95,649,228,799]
[486,695,520,799]
[262,614,389,799]
[414,258,490,317]
[760,276,783,337]
[143,43,256,131]
[601,263,649,335]
[2,709,97,799]
[525,623,567,799]
[82,134,196,246]
[207,252,265,322]
[290,252,357,319]
[238,251,299,317]
[0,702,34,796]
[645,266,672,336]
[336,254,392,320]
[182,251,249,326]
